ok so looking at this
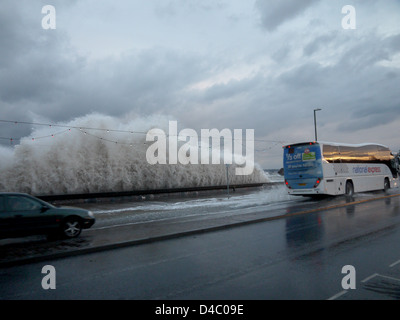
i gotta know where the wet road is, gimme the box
[54,184,399,230]
[1,189,400,300]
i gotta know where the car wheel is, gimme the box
[61,218,82,238]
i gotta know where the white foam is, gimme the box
[0,113,269,195]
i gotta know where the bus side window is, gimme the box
[323,145,341,163]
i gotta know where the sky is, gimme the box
[1,0,400,169]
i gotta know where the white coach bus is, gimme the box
[283,141,399,196]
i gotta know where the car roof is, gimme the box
[0,192,33,196]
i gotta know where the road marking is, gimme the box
[376,274,400,282]
[327,290,348,300]
[361,273,400,283]
[389,259,400,268]
[361,273,379,283]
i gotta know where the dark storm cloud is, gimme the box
[255,0,320,31]
[269,29,400,128]
[338,36,397,71]
[0,1,82,105]
[53,48,214,118]
[0,1,80,142]
[1,0,400,166]
[189,27,400,139]
[0,1,213,139]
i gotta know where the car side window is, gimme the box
[0,196,5,212]
[6,196,42,211]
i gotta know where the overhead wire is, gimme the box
[0,118,290,152]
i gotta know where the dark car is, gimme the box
[0,192,95,240]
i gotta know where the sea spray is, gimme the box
[0,113,269,195]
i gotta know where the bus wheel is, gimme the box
[384,178,390,193]
[345,181,354,197]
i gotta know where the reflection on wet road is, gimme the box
[74,185,398,229]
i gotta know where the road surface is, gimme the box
[1,188,400,301]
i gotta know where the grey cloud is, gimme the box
[0,0,215,127]
[65,49,214,115]
[155,0,227,17]
[0,1,82,104]
[1,0,400,166]
[388,34,400,52]
[236,30,400,136]
[338,103,400,132]
[278,62,327,88]
[303,32,338,56]
[332,33,400,74]
[255,0,320,31]
[193,75,262,103]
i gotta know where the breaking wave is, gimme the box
[0,113,269,195]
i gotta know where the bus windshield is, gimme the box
[283,143,323,180]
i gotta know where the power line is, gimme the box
[0,118,290,147]
[0,119,146,135]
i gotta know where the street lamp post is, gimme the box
[314,108,321,141]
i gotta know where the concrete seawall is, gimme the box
[38,182,282,204]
